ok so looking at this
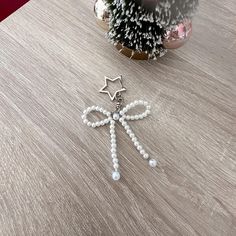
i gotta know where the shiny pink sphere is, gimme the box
[163,19,192,49]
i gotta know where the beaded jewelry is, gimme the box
[81,76,157,180]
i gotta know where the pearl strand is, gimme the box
[119,118,150,159]
[110,119,120,181]
[119,101,157,168]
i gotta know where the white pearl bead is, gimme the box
[111,148,116,153]
[134,141,139,147]
[113,163,119,169]
[130,133,135,138]
[132,137,137,142]
[87,122,91,127]
[111,134,116,139]
[127,129,132,135]
[112,153,117,159]
[112,171,120,181]
[143,153,149,159]
[140,150,145,155]
[125,125,129,130]
[113,112,120,121]
[113,158,119,163]
[122,122,126,126]
[137,145,142,151]
[111,143,117,148]
[119,111,124,116]
[110,129,115,135]
[83,119,88,124]
[149,159,157,167]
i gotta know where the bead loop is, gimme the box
[82,106,111,128]
[120,100,151,121]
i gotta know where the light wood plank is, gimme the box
[0,0,236,235]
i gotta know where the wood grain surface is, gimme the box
[0,0,236,235]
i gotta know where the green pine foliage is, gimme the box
[106,0,198,59]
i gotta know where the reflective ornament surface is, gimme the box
[94,0,110,30]
[163,19,192,49]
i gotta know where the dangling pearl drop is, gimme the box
[149,159,157,167]
[112,171,120,181]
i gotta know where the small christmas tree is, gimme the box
[106,0,198,59]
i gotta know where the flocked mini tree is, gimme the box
[106,0,199,59]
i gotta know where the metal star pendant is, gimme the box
[99,76,126,101]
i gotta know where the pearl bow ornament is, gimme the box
[82,100,157,181]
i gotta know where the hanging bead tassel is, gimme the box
[110,118,120,180]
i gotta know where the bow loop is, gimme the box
[82,106,111,128]
[119,100,151,121]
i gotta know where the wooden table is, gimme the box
[0,1,236,235]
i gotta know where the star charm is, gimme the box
[99,76,126,101]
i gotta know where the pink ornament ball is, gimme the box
[163,19,193,49]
